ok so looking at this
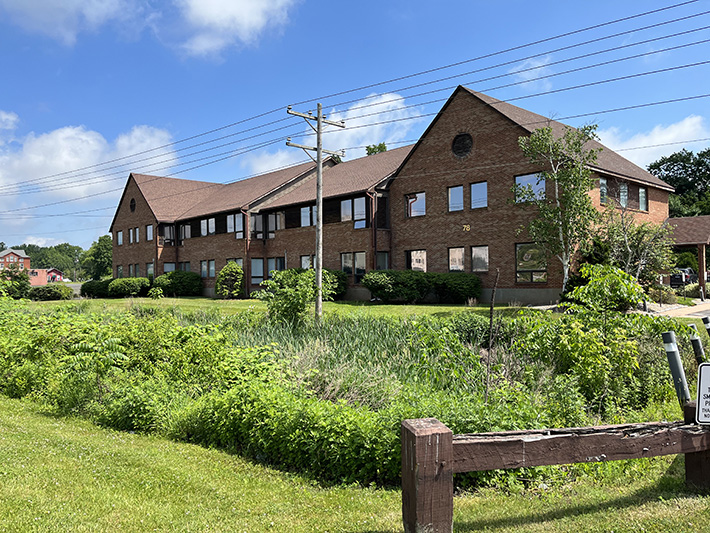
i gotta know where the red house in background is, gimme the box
[0,249,30,271]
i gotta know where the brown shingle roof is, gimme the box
[257,145,414,210]
[130,161,317,222]
[463,87,674,192]
[668,215,710,245]
[178,160,317,219]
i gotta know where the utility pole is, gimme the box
[286,104,345,321]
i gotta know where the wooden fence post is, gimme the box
[684,401,710,488]
[401,418,453,533]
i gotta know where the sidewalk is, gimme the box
[654,299,710,318]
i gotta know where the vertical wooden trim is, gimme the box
[401,418,453,533]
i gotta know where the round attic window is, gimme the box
[130,198,136,212]
[452,133,473,158]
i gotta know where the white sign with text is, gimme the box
[697,363,710,425]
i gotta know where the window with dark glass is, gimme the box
[599,177,608,205]
[301,205,317,227]
[116,230,123,246]
[179,262,191,272]
[134,264,140,277]
[448,247,464,271]
[251,258,264,285]
[516,243,547,283]
[116,265,123,278]
[200,260,208,278]
[267,212,284,238]
[128,264,134,277]
[376,251,389,270]
[162,225,175,245]
[146,263,153,277]
[470,181,487,209]
[163,262,176,273]
[180,224,191,240]
[406,250,427,272]
[406,192,426,217]
[448,186,464,212]
[209,260,215,278]
[515,173,545,202]
[471,246,489,272]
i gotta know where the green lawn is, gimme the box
[28,296,531,318]
[3,397,710,532]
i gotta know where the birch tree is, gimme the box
[516,124,601,293]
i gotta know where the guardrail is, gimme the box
[401,402,710,533]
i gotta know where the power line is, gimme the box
[4,0,701,190]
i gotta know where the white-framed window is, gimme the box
[470,181,488,209]
[448,247,464,272]
[448,186,463,212]
[406,192,426,217]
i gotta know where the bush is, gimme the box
[648,284,677,305]
[108,277,151,298]
[324,268,348,299]
[215,262,244,299]
[566,264,643,312]
[80,279,112,298]
[430,272,482,304]
[29,283,74,301]
[675,282,702,299]
[362,270,433,303]
[153,271,202,297]
[362,270,480,304]
[253,269,336,323]
[1,265,30,299]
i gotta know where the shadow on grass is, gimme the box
[454,456,707,532]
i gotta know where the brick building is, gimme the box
[0,249,30,271]
[110,86,672,303]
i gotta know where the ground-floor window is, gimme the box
[146,263,154,277]
[301,255,313,269]
[471,246,489,272]
[178,261,191,272]
[340,252,366,283]
[251,258,264,285]
[376,251,389,270]
[163,262,176,273]
[515,243,547,283]
[448,247,464,272]
[128,264,134,277]
[200,260,216,278]
[227,258,243,268]
[116,265,123,278]
[267,257,285,278]
[406,250,427,272]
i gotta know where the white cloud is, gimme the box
[0,121,175,204]
[597,115,710,168]
[508,56,553,92]
[22,235,65,247]
[0,111,19,130]
[0,0,141,45]
[240,92,423,175]
[178,0,297,56]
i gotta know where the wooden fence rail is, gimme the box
[401,402,710,533]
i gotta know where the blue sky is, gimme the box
[1,0,709,250]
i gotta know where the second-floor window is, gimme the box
[515,173,545,202]
[406,192,426,217]
[448,186,463,212]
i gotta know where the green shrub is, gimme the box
[324,268,348,299]
[648,284,677,304]
[363,270,481,303]
[430,272,482,304]
[566,264,644,312]
[253,269,336,323]
[148,287,164,299]
[676,282,701,298]
[1,265,30,299]
[215,262,244,299]
[80,279,112,298]
[153,271,202,297]
[108,277,151,298]
[362,270,434,303]
[28,283,74,301]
